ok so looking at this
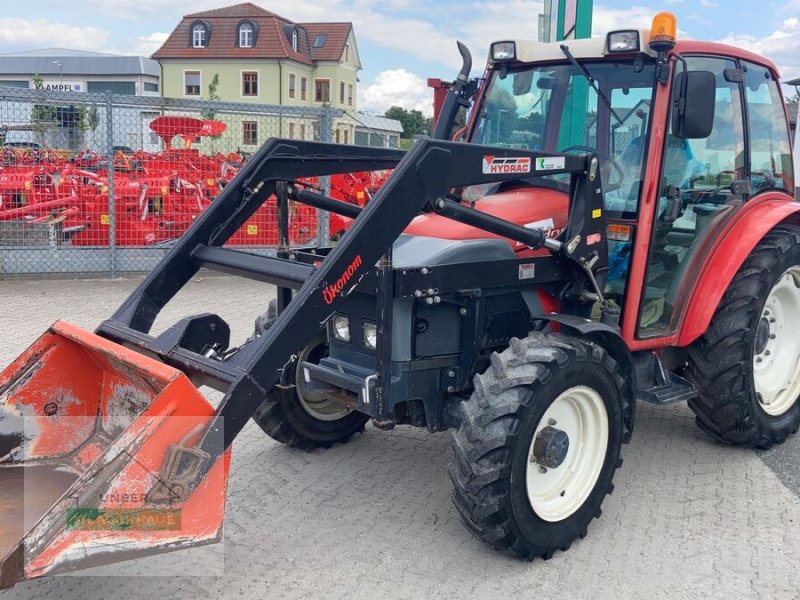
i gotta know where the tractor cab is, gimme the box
[466,17,794,341]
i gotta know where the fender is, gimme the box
[538,313,635,442]
[678,194,800,346]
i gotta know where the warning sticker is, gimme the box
[482,156,532,174]
[535,156,565,171]
[518,263,536,280]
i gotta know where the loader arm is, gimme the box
[95,138,606,483]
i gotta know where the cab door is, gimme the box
[636,56,748,336]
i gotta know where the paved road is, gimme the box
[0,276,798,599]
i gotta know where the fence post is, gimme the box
[316,105,333,246]
[105,92,117,278]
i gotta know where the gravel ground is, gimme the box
[0,275,798,600]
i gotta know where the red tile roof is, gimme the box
[186,2,278,19]
[152,2,353,67]
[302,23,353,62]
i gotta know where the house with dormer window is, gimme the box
[152,3,361,149]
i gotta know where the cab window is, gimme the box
[743,62,794,195]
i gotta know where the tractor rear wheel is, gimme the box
[251,300,368,450]
[687,226,800,448]
[449,332,625,560]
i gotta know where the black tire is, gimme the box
[686,226,800,449]
[449,332,625,560]
[250,300,369,450]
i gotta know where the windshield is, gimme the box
[471,58,657,216]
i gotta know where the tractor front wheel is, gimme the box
[687,226,800,448]
[251,300,368,450]
[450,332,625,560]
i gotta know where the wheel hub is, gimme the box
[532,426,570,469]
[296,340,354,421]
[526,385,609,522]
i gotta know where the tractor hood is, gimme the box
[404,185,568,254]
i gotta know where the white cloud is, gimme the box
[125,32,170,57]
[79,0,221,20]
[0,18,112,52]
[590,6,656,37]
[359,68,433,116]
[717,17,800,83]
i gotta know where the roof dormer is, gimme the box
[283,24,301,53]
[237,20,259,48]
[190,20,212,48]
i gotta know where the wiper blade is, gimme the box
[559,44,624,125]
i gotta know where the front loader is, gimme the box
[2,11,800,586]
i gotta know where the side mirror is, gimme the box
[672,71,715,139]
[512,71,533,95]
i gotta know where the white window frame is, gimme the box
[242,120,258,146]
[239,23,253,48]
[241,70,259,98]
[184,69,201,96]
[192,24,206,48]
[314,78,330,103]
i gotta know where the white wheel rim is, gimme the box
[295,341,354,422]
[526,385,608,522]
[753,266,800,416]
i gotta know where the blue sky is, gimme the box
[0,1,798,115]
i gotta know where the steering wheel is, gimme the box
[560,145,625,193]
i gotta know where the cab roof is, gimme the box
[489,29,780,76]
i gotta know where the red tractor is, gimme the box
[0,12,798,586]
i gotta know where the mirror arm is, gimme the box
[673,54,689,122]
[655,51,670,85]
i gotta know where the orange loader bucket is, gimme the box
[0,321,230,587]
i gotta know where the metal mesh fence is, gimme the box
[0,87,339,276]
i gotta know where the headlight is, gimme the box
[332,315,350,342]
[491,41,516,61]
[606,30,640,53]
[363,322,377,350]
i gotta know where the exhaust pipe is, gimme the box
[432,41,474,140]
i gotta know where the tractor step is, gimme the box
[639,370,698,405]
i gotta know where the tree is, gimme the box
[425,106,467,139]
[483,87,519,144]
[384,106,428,138]
[30,73,56,136]
[200,73,221,120]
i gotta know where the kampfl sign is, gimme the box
[37,81,82,92]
